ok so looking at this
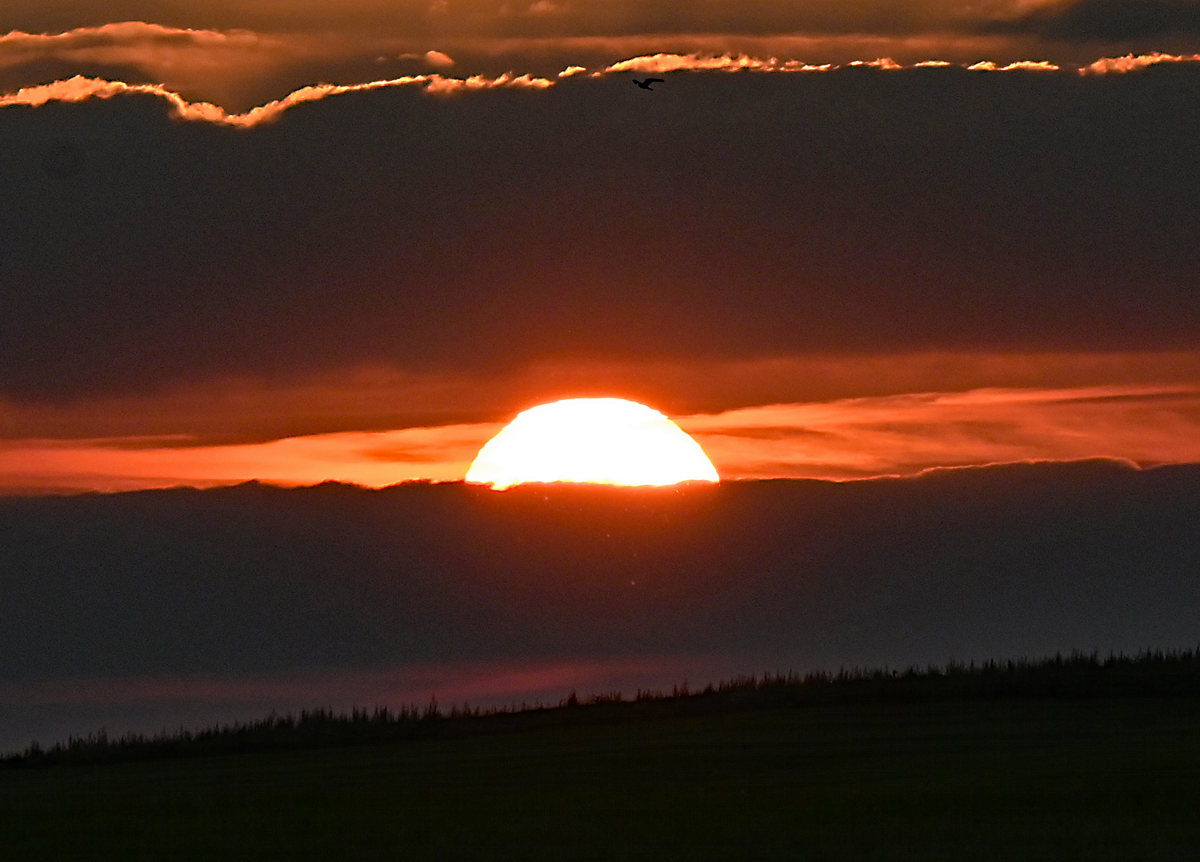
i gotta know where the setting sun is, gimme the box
[465,398,719,490]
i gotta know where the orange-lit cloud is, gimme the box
[0,50,1180,127]
[0,70,553,126]
[0,21,545,108]
[450,31,1035,71]
[680,385,1200,480]
[966,59,1061,70]
[0,21,278,63]
[423,49,455,68]
[603,51,1071,75]
[606,50,1200,76]
[4,22,1198,125]
[5,384,1200,493]
[0,22,308,107]
[605,53,833,74]
[7,353,1200,446]
[0,423,500,494]
[2,9,1199,108]
[1084,51,1200,73]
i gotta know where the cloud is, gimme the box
[606,52,793,73]
[1,63,1199,405]
[0,22,556,109]
[617,49,1200,75]
[0,21,267,57]
[2,17,1197,108]
[0,422,501,494]
[5,351,1199,447]
[423,70,554,94]
[423,48,455,68]
[0,21,303,107]
[604,49,1194,76]
[1083,48,1200,69]
[680,385,1200,479]
[965,58,1062,69]
[2,48,1188,125]
[0,70,553,126]
[608,52,1080,76]
[527,1,566,15]
[4,383,1200,492]
[988,0,1200,40]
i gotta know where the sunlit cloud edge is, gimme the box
[2,49,1198,127]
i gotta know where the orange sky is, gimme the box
[4,381,1199,493]
[3,12,1200,494]
[4,5,1200,108]
[2,26,1197,116]
[4,350,1200,493]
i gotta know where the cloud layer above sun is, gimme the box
[2,16,1200,489]
[3,62,1200,403]
[3,1,1200,106]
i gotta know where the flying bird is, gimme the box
[633,78,664,90]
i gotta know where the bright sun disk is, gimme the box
[466,398,719,490]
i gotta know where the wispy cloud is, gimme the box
[1084,50,1200,72]
[681,385,1200,479]
[605,53,833,74]
[8,353,1198,447]
[0,21,541,108]
[0,70,553,126]
[0,423,500,493]
[0,22,303,106]
[966,59,1061,70]
[606,49,1200,76]
[2,9,1199,108]
[4,48,1196,126]
[4,385,1200,493]
[0,21,274,58]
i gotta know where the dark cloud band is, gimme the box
[1,63,1198,401]
[988,0,1200,41]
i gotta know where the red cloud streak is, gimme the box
[4,51,1198,126]
[3,384,1199,493]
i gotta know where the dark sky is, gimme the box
[2,461,1198,750]
[5,1,1200,40]
[7,461,1198,681]
[3,65,1199,406]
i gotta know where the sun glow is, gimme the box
[465,398,719,490]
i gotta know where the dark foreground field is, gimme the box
[3,690,1199,861]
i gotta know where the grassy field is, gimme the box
[3,694,1199,860]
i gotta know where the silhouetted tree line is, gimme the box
[6,649,1199,768]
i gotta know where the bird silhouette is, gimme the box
[633,78,664,90]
